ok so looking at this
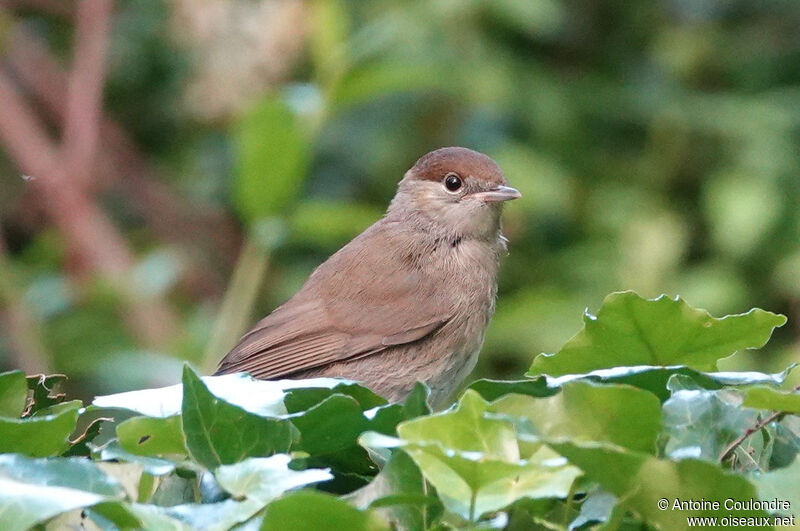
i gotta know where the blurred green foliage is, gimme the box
[0,0,798,397]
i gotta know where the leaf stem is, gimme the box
[469,489,477,523]
[718,382,800,463]
[201,234,270,373]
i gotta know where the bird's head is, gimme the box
[388,147,520,241]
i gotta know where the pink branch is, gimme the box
[0,74,175,347]
[62,0,114,189]
[5,25,241,288]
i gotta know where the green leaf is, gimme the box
[770,417,800,469]
[472,366,798,404]
[402,382,432,419]
[97,441,178,476]
[752,456,800,517]
[365,382,433,436]
[63,416,108,457]
[568,487,617,530]
[117,414,187,456]
[181,366,297,468]
[743,386,800,413]
[363,391,581,521]
[290,394,371,455]
[87,501,144,529]
[93,372,289,418]
[398,390,519,461]
[233,97,309,224]
[128,498,263,531]
[288,393,378,485]
[215,454,332,504]
[549,441,768,531]
[284,382,386,414]
[0,454,124,531]
[490,381,663,453]
[400,445,580,522]
[260,490,390,531]
[0,370,28,418]
[25,373,67,415]
[550,364,796,402]
[529,292,786,376]
[662,386,761,463]
[349,450,443,531]
[0,399,81,456]
[467,378,559,402]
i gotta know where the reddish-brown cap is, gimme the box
[408,147,506,186]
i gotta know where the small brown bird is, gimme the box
[216,147,520,405]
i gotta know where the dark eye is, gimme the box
[444,173,462,192]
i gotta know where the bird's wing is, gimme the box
[215,221,453,379]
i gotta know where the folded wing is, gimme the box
[215,221,452,379]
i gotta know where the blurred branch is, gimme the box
[3,30,239,297]
[718,381,800,464]
[0,72,176,347]
[0,228,50,374]
[62,0,113,189]
[4,23,241,295]
[201,236,270,375]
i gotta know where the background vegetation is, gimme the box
[1,293,797,530]
[0,0,798,399]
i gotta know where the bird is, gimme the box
[215,147,520,406]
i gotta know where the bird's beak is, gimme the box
[467,185,522,203]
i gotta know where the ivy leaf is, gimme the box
[260,490,390,531]
[63,416,110,457]
[752,456,800,517]
[529,292,786,376]
[214,454,332,504]
[117,414,187,457]
[470,365,798,403]
[568,487,617,530]
[181,366,297,468]
[0,399,81,456]
[365,382,433,436]
[25,374,67,415]
[743,386,800,413]
[362,391,581,521]
[662,385,761,465]
[349,449,443,531]
[97,442,178,476]
[284,382,386,414]
[769,416,800,469]
[402,382,432,419]
[0,370,28,418]
[467,378,559,402]
[490,381,663,453]
[290,394,370,455]
[549,441,768,531]
[128,498,263,531]
[397,390,519,461]
[288,394,378,485]
[548,364,796,402]
[0,454,124,531]
[93,372,289,418]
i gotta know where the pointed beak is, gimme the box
[467,185,522,203]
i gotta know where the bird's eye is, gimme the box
[444,173,462,192]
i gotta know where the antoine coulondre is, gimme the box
[672,497,791,512]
